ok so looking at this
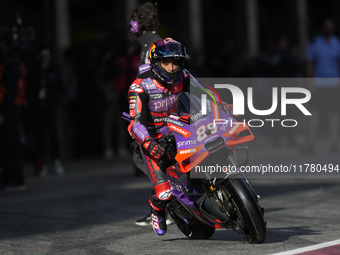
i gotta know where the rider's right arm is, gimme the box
[127,79,152,149]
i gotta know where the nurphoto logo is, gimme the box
[201,84,312,128]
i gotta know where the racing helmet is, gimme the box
[149,38,190,85]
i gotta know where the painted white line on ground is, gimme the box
[270,239,340,255]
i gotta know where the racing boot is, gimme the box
[151,208,167,235]
[149,181,172,235]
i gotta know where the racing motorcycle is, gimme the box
[122,92,267,243]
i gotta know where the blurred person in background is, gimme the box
[128,1,161,67]
[268,36,301,147]
[26,46,65,176]
[0,27,26,191]
[210,38,246,77]
[188,49,212,78]
[112,31,140,158]
[72,42,103,158]
[304,19,340,154]
[8,13,42,175]
[59,47,78,159]
[269,36,300,78]
[99,31,138,160]
[97,37,118,160]
[250,37,303,147]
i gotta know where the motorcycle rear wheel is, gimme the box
[168,200,216,240]
[177,221,215,240]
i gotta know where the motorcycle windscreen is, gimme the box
[174,80,237,179]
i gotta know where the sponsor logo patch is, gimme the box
[152,94,179,110]
[140,65,150,72]
[193,117,207,127]
[229,124,239,135]
[129,84,143,93]
[154,117,167,122]
[143,81,157,90]
[169,124,190,138]
[177,140,197,148]
[150,94,163,100]
[129,110,135,117]
[207,101,212,113]
[204,134,219,143]
[212,103,220,120]
[179,148,197,154]
[167,118,185,127]
[159,190,172,200]
[191,112,205,122]
[170,84,183,94]
[220,117,233,131]
[169,114,180,120]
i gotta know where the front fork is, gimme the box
[203,145,260,214]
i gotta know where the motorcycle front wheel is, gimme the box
[221,177,267,243]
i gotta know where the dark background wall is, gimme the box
[2,0,340,61]
[1,0,339,158]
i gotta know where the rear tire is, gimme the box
[178,221,215,240]
[168,200,216,240]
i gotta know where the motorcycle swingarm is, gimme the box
[168,199,202,225]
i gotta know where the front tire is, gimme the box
[223,177,267,243]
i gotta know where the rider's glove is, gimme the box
[221,102,234,116]
[142,138,165,160]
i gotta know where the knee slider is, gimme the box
[154,182,172,201]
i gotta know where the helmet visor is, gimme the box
[154,43,189,59]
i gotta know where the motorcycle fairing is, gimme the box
[167,100,254,174]
[166,167,230,228]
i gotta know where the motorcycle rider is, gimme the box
[127,38,233,235]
